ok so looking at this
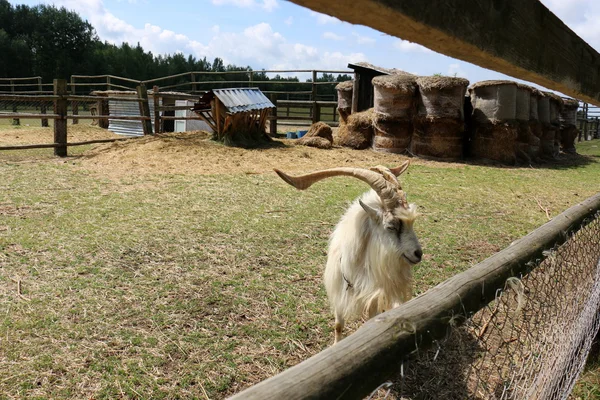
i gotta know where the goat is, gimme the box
[275,161,422,343]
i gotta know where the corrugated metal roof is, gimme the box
[212,88,274,114]
[108,97,159,136]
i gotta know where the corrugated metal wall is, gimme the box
[108,98,159,136]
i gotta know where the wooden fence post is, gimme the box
[39,77,48,127]
[10,80,19,126]
[153,85,161,134]
[71,76,78,125]
[54,79,68,157]
[312,70,318,124]
[191,72,197,94]
[269,93,277,136]
[137,84,153,135]
[106,76,111,91]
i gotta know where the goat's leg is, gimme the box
[334,312,344,344]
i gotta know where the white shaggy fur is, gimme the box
[324,190,421,343]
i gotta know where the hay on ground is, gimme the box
[298,121,333,142]
[335,109,374,150]
[297,136,332,149]
[411,117,465,160]
[337,108,351,125]
[470,122,518,165]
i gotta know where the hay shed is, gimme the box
[193,88,274,147]
[347,62,414,113]
[469,80,517,123]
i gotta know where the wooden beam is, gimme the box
[228,192,600,400]
[53,79,68,157]
[289,0,600,106]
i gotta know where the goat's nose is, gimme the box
[414,249,423,262]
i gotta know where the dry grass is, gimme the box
[1,125,600,399]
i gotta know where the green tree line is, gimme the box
[0,1,351,98]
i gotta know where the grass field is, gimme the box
[1,125,599,399]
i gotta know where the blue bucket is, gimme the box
[297,130,308,138]
[286,131,297,139]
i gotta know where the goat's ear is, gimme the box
[359,200,382,222]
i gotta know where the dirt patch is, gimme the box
[79,130,464,179]
[0,125,121,146]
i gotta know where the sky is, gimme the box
[7,0,600,92]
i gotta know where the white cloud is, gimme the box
[447,63,468,78]
[211,0,278,12]
[323,32,345,41]
[352,32,376,45]
[310,11,342,25]
[393,39,433,53]
[284,16,293,26]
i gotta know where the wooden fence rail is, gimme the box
[228,192,600,400]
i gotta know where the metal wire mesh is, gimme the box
[380,212,600,400]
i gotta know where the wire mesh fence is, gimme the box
[369,211,600,400]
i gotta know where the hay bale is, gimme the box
[372,115,412,154]
[298,121,333,143]
[372,75,417,119]
[560,125,578,154]
[469,80,517,123]
[416,76,469,119]
[529,88,542,121]
[560,98,579,127]
[470,122,518,164]
[517,121,541,162]
[544,92,563,125]
[297,136,332,149]
[336,80,353,111]
[337,107,351,124]
[336,109,374,150]
[515,83,532,121]
[411,117,465,160]
[539,125,558,159]
[538,94,551,124]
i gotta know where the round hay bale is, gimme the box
[411,117,465,160]
[298,121,333,143]
[559,98,579,127]
[529,88,542,121]
[517,121,541,161]
[539,125,558,158]
[372,116,412,154]
[297,136,332,149]
[336,109,374,150]
[416,76,469,119]
[469,80,518,123]
[538,94,551,124]
[515,83,532,121]
[372,75,417,119]
[337,107,351,124]
[336,80,353,111]
[470,122,518,164]
[544,92,563,125]
[560,125,578,154]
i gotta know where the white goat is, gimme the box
[275,161,422,343]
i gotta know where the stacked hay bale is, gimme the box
[559,98,579,154]
[371,74,417,154]
[411,76,469,159]
[514,83,540,162]
[335,80,353,123]
[528,88,543,160]
[469,80,519,164]
[297,121,334,149]
[538,92,561,159]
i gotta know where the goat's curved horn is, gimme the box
[389,160,410,177]
[274,167,402,208]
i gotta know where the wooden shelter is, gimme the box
[193,88,275,146]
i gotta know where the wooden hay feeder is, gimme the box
[193,88,274,147]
